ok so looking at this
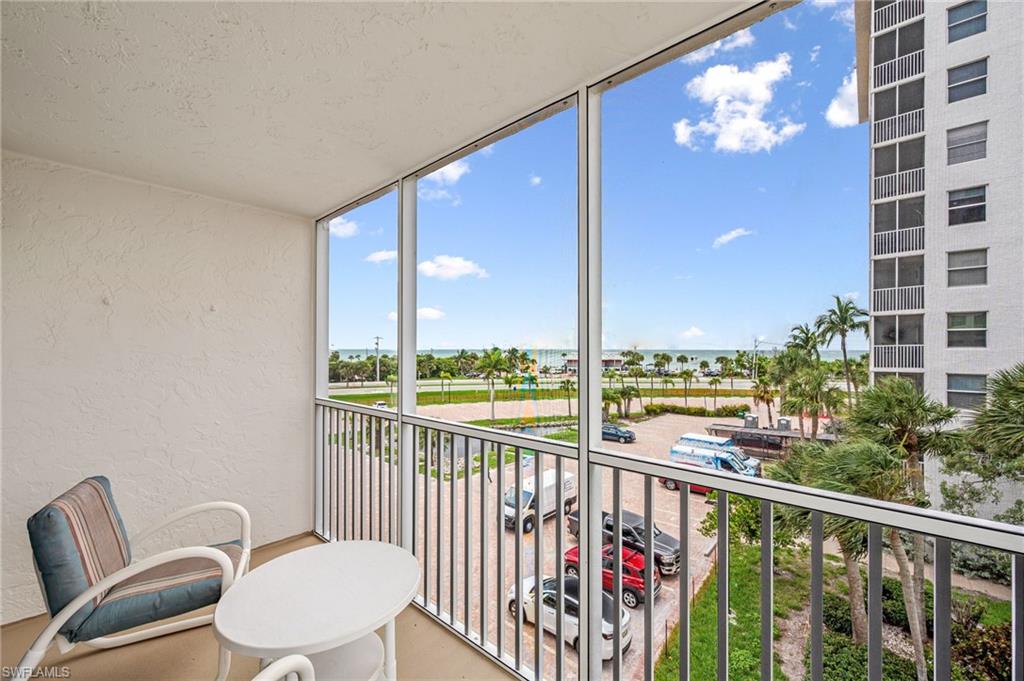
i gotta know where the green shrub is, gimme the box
[715,403,750,417]
[951,543,1012,586]
[823,591,853,636]
[953,623,1011,681]
[642,402,752,418]
[809,631,922,681]
[882,576,934,636]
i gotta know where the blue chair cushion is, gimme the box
[70,540,242,642]
[27,477,131,637]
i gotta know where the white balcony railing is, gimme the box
[873,343,924,369]
[873,0,924,33]
[873,284,924,312]
[873,225,924,256]
[874,49,924,88]
[874,166,924,200]
[314,398,1024,681]
[873,108,924,145]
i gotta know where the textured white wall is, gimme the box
[1,152,314,623]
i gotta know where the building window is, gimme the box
[874,20,924,65]
[873,197,924,234]
[947,311,987,347]
[948,186,986,225]
[948,0,987,42]
[947,374,987,408]
[874,79,925,119]
[874,138,924,178]
[947,249,987,286]
[947,121,987,164]
[948,59,987,103]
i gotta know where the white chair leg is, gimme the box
[216,645,232,681]
[15,641,50,681]
[87,613,214,649]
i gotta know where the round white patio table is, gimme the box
[214,541,420,681]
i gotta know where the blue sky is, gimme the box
[328,0,868,355]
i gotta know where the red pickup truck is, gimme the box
[563,544,661,609]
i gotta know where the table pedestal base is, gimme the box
[264,632,385,681]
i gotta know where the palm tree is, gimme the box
[453,349,473,376]
[767,346,806,413]
[522,373,538,393]
[438,371,453,403]
[848,377,962,647]
[475,347,507,423]
[676,354,690,372]
[699,359,710,375]
[751,379,778,426]
[708,377,722,409]
[967,363,1024,455]
[787,323,821,362]
[385,373,397,407]
[558,379,576,417]
[601,388,622,420]
[816,295,869,409]
[503,372,521,393]
[619,385,640,417]
[660,377,675,396]
[782,365,832,440]
[678,369,696,406]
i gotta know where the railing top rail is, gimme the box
[589,448,1024,554]
[402,413,580,460]
[315,397,399,420]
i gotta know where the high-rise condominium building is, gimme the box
[855,0,1023,412]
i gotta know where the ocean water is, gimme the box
[334,347,855,366]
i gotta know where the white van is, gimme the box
[669,444,757,478]
[677,433,761,473]
[503,469,577,533]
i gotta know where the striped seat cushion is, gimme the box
[27,476,132,637]
[71,541,242,642]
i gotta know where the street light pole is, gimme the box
[373,335,382,382]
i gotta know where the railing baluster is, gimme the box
[515,445,524,670]
[378,417,384,540]
[760,500,773,681]
[342,410,349,540]
[497,445,507,659]
[810,511,823,681]
[868,524,883,681]
[464,435,471,636]
[716,491,729,681]
[436,430,443,616]
[323,405,330,540]
[424,426,431,605]
[679,482,690,681]
[1013,554,1023,681]
[481,440,489,649]
[613,469,623,681]
[411,426,418,560]
[359,413,365,540]
[370,416,376,541]
[644,476,654,681]
[390,420,397,543]
[333,408,339,540]
[555,455,565,681]
[534,450,544,679]
[934,537,951,681]
[450,433,456,624]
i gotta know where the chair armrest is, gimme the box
[252,655,315,681]
[131,502,252,574]
[22,546,236,664]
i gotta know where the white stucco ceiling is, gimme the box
[2,2,753,218]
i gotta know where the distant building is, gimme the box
[563,353,624,374]
[854,0,1024,409]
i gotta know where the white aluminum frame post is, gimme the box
[398,177,417,553]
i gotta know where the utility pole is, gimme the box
[752,337,760,382]
[373,336,383,382]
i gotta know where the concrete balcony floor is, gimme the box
[0,534,511,681]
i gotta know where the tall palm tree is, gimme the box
[558,379,576,417]
[767,346,807,413]
[699,359,710,375]
[619,385,640,417]
[660,377,675,396]
[967,363,1024,455]
[453,349,472,375]
[848,377,962,645]
[751,379,778,426]
[678,369,696,406]
[787,323,821,362]
[676,354,690,372]
[438,371,453,403]
[783,365,832,440]
[475,347,507,423]
[601,388,622,420]
[816,295,869,409]
[708,377,722,409]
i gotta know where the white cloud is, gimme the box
[825,68,859,128]
[809,0,855,28]
[388,307,446,321]
[681,28,755,64]
[417,255,489,280]
[783,16,798,31]
[673,53,805,153]
[424,159,470,186]
[529,174,542,187]
[712,227,754,248]
[842,291,860,301]
[809,45,822,62]
[417,187,452,202]
[365,249,397,264]
[679,326,706,339]
[479,144,495,157]
[328,215,358,238]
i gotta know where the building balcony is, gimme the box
[873,225,925,256]
[873,108,924,145]
[873,343,924,369]
[873,0,925,34]
[874,50,924,89]
[874,166,924,200]
[873,284,924,312]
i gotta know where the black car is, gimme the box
[566,509,681,576]
[601,424,636,444]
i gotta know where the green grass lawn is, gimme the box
[543,429,579,444]
[464,414,576,428]
[330,386,752,407]
[417,447,517,480]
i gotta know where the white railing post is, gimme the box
[314,218,330,536]
[398,176,417,552]
[576,83,605,678]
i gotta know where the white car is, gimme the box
[506,575,631,661]
[373,400,388,409]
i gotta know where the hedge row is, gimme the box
[642,403,751,418]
